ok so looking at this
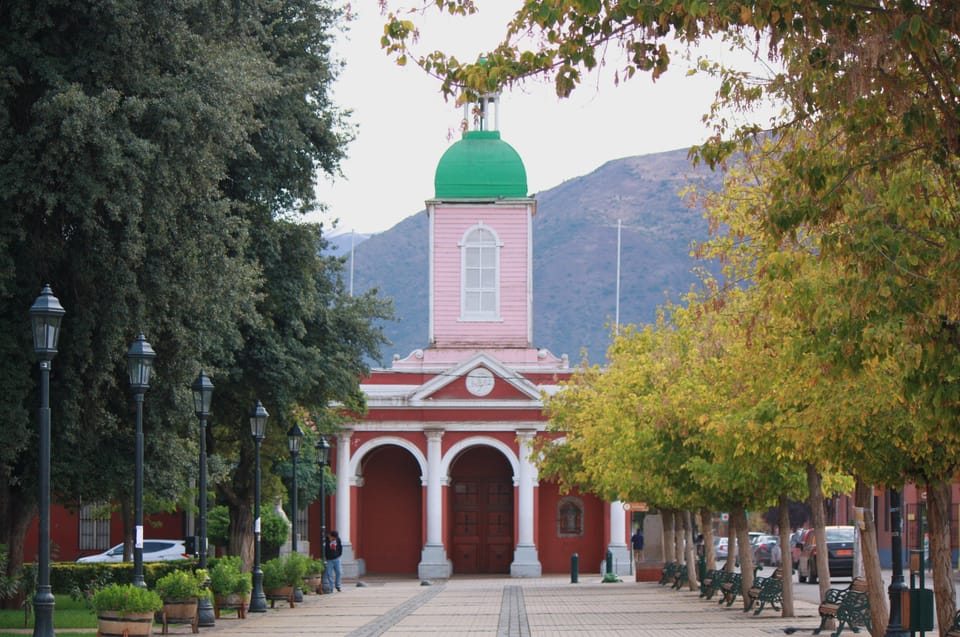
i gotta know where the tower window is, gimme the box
[460,225,501,320]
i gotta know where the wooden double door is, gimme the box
[451,477,514,573]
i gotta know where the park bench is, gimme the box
[945,610,960,637]
[744,567,783,615]
[670,563,689,590]
[659,561,680,586]
[719,571,744,607]
[700,567,724,598]
[814,577,870,636]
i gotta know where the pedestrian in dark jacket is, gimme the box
[324,530,343,592]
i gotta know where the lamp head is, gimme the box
[250,400,269,440]
[29,284,65,360]
[126,334,156,391]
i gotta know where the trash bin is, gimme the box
[903,587,934,632]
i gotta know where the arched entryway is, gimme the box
[357,444,422,574]
[448,446,514,574]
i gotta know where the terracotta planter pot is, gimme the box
[97,610,155,637]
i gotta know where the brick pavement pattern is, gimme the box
[190,575,823,637]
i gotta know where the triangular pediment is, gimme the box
[410,353,543,404]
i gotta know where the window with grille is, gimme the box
[78,500,111,550]
[557,496,584,537]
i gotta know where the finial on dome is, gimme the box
[462,56,500,132]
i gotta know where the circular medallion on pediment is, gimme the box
[466,367,495,397]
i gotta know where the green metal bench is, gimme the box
[814,577,870,636]
[946,610,960,637]
[658,561,680,586]
[719,572,743,607]
[670,563,688,590]
[744,567,783,615]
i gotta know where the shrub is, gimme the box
[154,569,207,601]
[91,584,162,616]
[208,557,251,596]
[261,553,307,591]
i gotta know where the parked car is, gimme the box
[77,539,192,563]
[715,537,730,560]
[789,530,805,569]
[753,535,780,566]
[796,526,856,583]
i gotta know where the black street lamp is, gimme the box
[287,423,304,602]
[126,333,156,588]
[885,487,908,637]
[249,401,269,613]
[29,285,65,637]
[287,423,304,553]
[315,436,331,594]
[190,370,215,627]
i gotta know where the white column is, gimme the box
[336,432,362,577]
[419,429,451,578]
[607,501,632,576]
[510,430,541,577]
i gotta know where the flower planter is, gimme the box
[97,610,155,637]
[213,592,249,619]
[302,574,323,594]
[264,585,295,608]
[160,598,198,634]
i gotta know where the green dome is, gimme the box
[434,130,527,199]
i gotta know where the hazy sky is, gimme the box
[309,4,767,236]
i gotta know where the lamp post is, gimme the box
[287,423,304,602]
[249,401,269,613]
[126,333,156,588]
[190,370,215,627]
[885,487,908,637]
[29,285,65,637]
[315,436,330,594]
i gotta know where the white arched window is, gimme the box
[460,224,500,320]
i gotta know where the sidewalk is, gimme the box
[180,574,823,637]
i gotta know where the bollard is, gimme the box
[570,553,579,583]
[606,549,613,575]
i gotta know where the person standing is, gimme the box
[631,527,645,569]
[324,530,343,592]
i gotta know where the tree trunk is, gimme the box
[700,506,716,570]
[807,465,832,601]
[121,498,133,562]
[927,478,956,635]
[854,477,887,635]
[674,509,685,568]
[230,502,254,572]
[725,515,736,572]
[661,509,676,563]
[731,505,754,608]
[778,493,795,617]
[0,489,33,610]
[682,510,698,590]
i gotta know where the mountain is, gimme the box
[345,146,723,366]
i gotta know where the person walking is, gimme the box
[324,530,343,592]
[631,527,645,569]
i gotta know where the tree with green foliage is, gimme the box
[389,1,960,629]
[0,0,391,598]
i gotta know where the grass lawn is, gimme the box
[0,595,97,631]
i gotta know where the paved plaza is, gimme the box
[192,574,824,637]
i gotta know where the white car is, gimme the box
[77,539,191,563]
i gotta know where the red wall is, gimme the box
[537,482,604,574]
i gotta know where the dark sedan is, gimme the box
[797,526,856,583]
